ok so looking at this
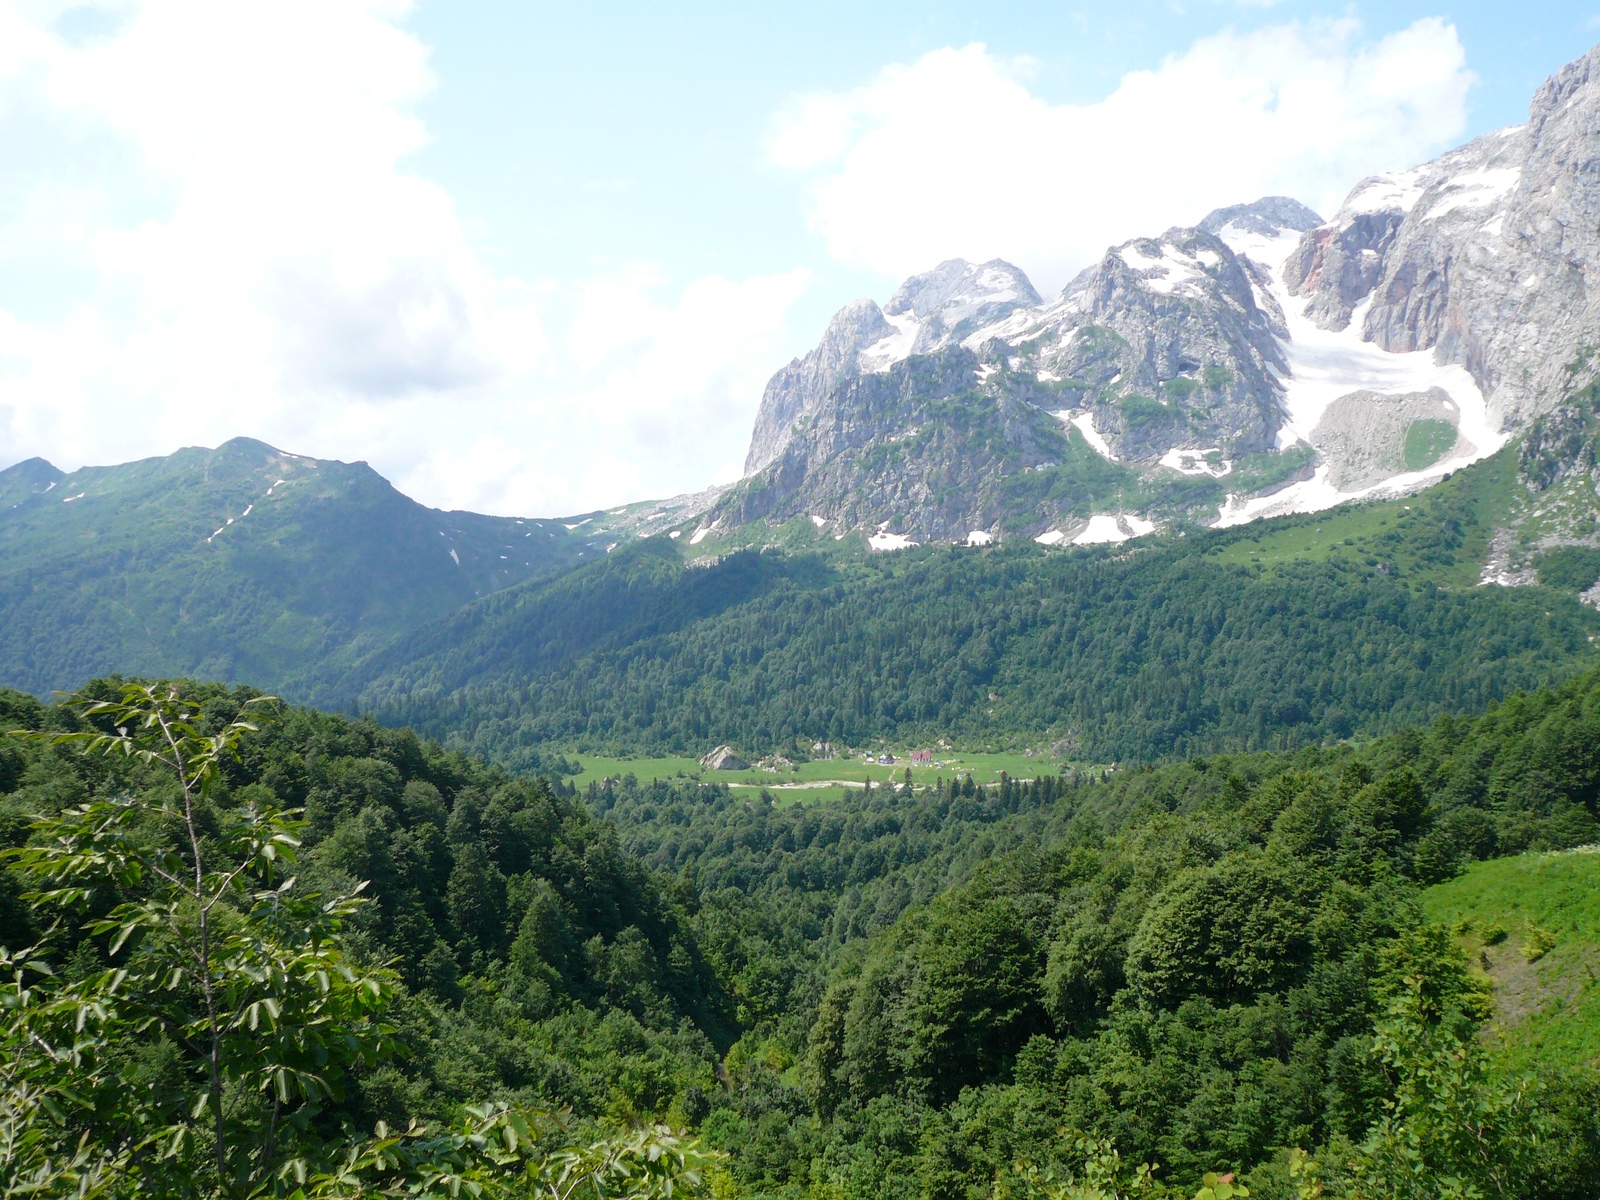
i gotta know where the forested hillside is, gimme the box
[7,671,1600,1196]
[0,439,590,696]
[347,450,1600,771]
[0,680,737,1199]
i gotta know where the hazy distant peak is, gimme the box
[1198,196,1323,237]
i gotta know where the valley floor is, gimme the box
[569,747,1103,803]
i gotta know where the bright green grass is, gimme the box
[1422,849,1600,1072]
[1209,446,1519,589]
[570,748,1080,797]
[1404,419,1459,471]
[569,756,705,789]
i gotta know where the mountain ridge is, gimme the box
[0,436,592,695]
[716,47,1600,549]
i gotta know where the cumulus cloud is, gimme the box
[0,0,806,514]
[770,18,1475,290]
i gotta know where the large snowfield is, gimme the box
[1212,222,1507,529]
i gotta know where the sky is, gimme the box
[1,1,1599,517]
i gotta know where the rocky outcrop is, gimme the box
[1198,196,1322,239]
[743,260,1039,474]
[1040,222,1293,461]
[726,198,1321,543]
[699,745,748,771]
[881,258,1042,357]
[1309,388,1465,491]
[744,299,891,474]
[1283,209,1407,330]
[720,346,1070,539]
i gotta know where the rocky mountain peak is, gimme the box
[884,258,1041,323]
[743,298,895,474]
[724,43,1600,551]
[743,261,1044,474]
[0,457,66,511]
[1529,42,1600,124]
[1198,196,1323,238]
[1281,41,1600,435]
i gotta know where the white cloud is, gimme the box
[406,266,811,516]
[770,18,1475,291]
[0,0,807,515]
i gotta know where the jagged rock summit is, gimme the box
[744,259,1040,474]
[723,197,1332,545]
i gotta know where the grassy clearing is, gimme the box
[569,755,705,789]
[570,748,1090,799]
[1423,848,1600,1073]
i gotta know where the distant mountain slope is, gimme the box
[716,202,1324,545]
[344,445,1600,771]
[0,437,594,695]
[1288,46,1600,435]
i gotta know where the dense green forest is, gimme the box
[348,463,1600,771]
[7,670,1600,1196]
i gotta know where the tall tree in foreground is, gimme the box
[11,683,394,1194]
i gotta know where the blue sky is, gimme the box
[1,1,1597,515]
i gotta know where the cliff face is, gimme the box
[721,347,1072,541]
[743,299,892,476]
[742,260,1040,475]
[1287,45,1600,433]
[1037,215,1308,462]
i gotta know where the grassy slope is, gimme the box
[1207,446,1520,588]
[1423,849,1600,1073]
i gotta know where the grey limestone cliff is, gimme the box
[1038,220,1296,461]
[1287,44,1600,433]
[720,347,1070,540]
[742,259,1038,475]
[744,299,891,475]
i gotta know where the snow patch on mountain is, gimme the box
[1160,447,1231,477]
[1072,513,1154,544]
[1061,410,1116,460]
[1424,167,1520,220]
[859,313,922,373]
[869,531,916,551]
[1214,219,1506,524]
[1344,168,1429,216]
